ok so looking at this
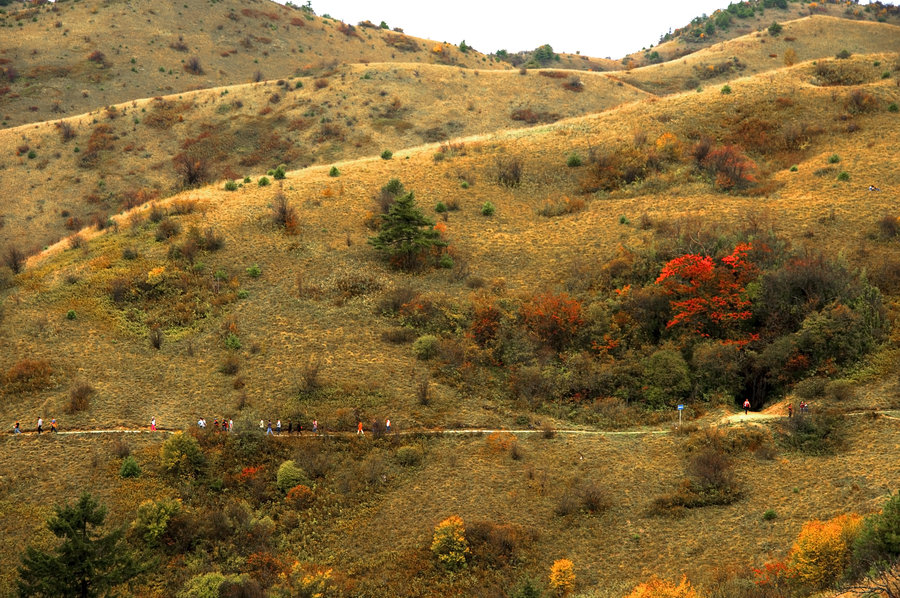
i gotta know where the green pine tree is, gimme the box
[18,492,140,598]
[369,191,446,270]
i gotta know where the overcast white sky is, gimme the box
[312,0,891,59]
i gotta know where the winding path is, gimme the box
[5,409,898,439]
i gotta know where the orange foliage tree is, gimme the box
[788,513,862,590]
[520,292,583,351]
[548,559,576,596]
[625,576,702,598]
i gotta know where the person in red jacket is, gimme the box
[743,399,751,415]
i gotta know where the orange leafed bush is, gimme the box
[625,576,702,598]
[286,484,315,509]
[521,292,583,351]
[4,359,53,392]
[549,559,576,596]
[788,513,862,590]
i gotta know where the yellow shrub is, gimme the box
[625,576,702,598]
[549,559,575,596]
[431,516,469,571]
[788,513,862,590]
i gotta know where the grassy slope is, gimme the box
[1,6,900,598]
[3,55,899,431]
[0,63,648,252]
[0,0,503,128]
[617,16,900,94]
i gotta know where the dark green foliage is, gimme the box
[768,22,783,36]
[836,49,852,60]
[532,44,558,64]
[778,410,845,455]
[119,456,141,478]
[17,493,140,597]
[368,192,446,270]
[852,492,900,576]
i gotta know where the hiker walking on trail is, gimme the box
[36,417,43,435]
[743,399,751,415]
[150,417,157,431]
[312,419,318,434]
[788,403,794,418]
[14,421,21,434]
[50,419,58,433]
[266,420,274,436]
[259,420,265,431]
[276,420,282,435]
[357,421,364,436]
[287,420,292,435]
[229,419,234,433]
[385,418,391,434]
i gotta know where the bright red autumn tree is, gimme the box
[655,243,758,346]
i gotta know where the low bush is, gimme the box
[788,513,862,591]
[778,410,845,455]
[396,445,423,466]
[276,460,308,493]
[271,193,298,233]
[119,456,141,478]
[497,158,522,187]
[381,327,417,344]
[380,149,393,160]
[67,381,95,413]
[285,484,314,509]
[432,516,469,571]
[183,56,204,75]
[4,359,53,392]
[159,432,205,478]
[481,202,495,216]
[3,245,25,274]
[412,335,440,360]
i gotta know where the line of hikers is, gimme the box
[12,417,58,435]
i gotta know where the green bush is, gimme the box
[27,150,36,159]
[767,22,782,36]
[412,335,439,360]
[243,176,251,183]
[273,164,286,180]
[159,432,205,478]
[381,149,393,160]
[224,333,241,351]
[566,153,583,167]
[481,201,495,216]
[224,180,238,191]
[836,49,852,60]
[762,509,777,521]
[276,460,308,493]
[435,202,447,213]
[438,254,454,269]
[329,166,340,177]
[851,492,900,576]
[119,456,141,478]
[837,171,850,182]
[828,154,841,164]
[790,165,799,172]
[66,310,77,320]
[460,180,469,189]
[889,103,898,113]
[258,176,270,187]
[246,264,261,278]
[720,84,732,95]
[132,497,181,547]
[396,445,423,466]
[779,410,845,455]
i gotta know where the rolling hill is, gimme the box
[1,0,899,596]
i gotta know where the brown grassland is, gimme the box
[1,0,900,596]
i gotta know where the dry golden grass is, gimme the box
[0,417,896,596]
[0,62,647,252]
[0,0,504,128]
[617,16,900,94]
[1,6,900,596]
[2,53,899,433]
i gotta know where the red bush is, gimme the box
[702,145,757,190]
[521,292,583,351]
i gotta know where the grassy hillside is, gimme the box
[0,63,648,252]
[2,2,900,597]
[0,0,503,128]
[617,15,900,94]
